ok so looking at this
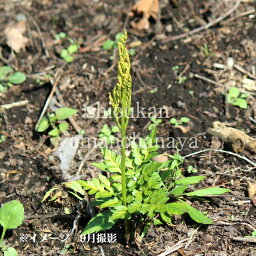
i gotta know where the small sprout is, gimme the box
[203,44,215,56]
[0,66,26,93]
[227,87,248,109]
[0,134,6,144]
[99,124,119,145]
[129,48,136,56]
[54,32,79,62]
[170,117,190,127]
[172,65,180,71]
[54,32,67,41]
[0,200,24,255]
[177,76,187,84]
[103,39,115,50]
[150,88,158,94]
[36,107,78,146]
[187,165,198,174]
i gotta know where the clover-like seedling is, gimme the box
[36,107,78,145]
[148,117,162,131]
[0,200,24,255]
[54,32,79,63]
[99,124,119,145]
[0,66,26,93]
[170,117,190,126]
[0,134,6,144]
[103,32,136,56]
[227,87,248,109]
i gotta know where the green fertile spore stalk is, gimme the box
[109,30,132,240]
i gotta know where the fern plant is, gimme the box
[43,31,229,243]
[77,31,229,241]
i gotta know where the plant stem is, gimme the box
[0,227,6,241]
[120,96,130,242]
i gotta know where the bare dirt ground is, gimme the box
[0,0,256,255]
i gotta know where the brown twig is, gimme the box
[234,64,256,80]
[191,73,223,87]
[0,100,28,110]
[35,73,60,131]
[163,1,241,43]
[184,149,256,167]
[232,236,256,243]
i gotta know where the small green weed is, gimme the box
[0,134,6,144]
[0,200,25,256]
[227,87,248,109]
[247,230,256,238]
[103,32,135,56]
[203,44,215,56]
[0,66,26,93]
[170,117,190,126]
[99,124,119,145]
[148,117,162,131]
[54,32,79,62]
[177,76,188,84]
[36,107,78,145]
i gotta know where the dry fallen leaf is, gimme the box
[248,182,256,206]
[153,153,169,163]
[130,0,159,30]
[4,21,29,53]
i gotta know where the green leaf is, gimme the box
[170,118,178,126]
[92,162,107,171]
[68,44,78,54]
[48,128,59,137]
[233,98,247,109]
[162,202,187,215]
[64,55,74,62]
[115,32,125,41]
[175,176,206,185]
[182,202,213,224]
[3,247,18,256]
[61,49,69,58]
[41,187,59,202]
[50,136,59,146]
[8,72,26,84]
[169,185,189,195]
[131,141,143,166]
[180,117,190,123]
[0,200,24,230]
[59,122,69,132]
[111,126,119,133]
[99,198,120,209]
[55,107,78,120]
[228,87,240,98]
[185,187,230,197]
[129,48,136,56]
[110,206,127,220]
[103,39,115,50]
[36,116,50,132]
[102,148,122,173]
[160,211,172,224]
[0,66,13,79]
[64,180,85,195]
[153,218,162,225]
[127,203,141,214]
[0,83,8,93]
[82,211,116,235]
[98,175,112,192]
